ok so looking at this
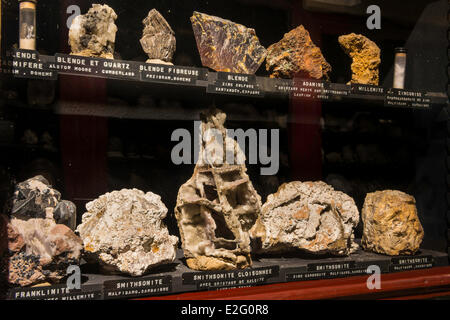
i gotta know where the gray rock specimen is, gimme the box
[76,189,178,276]
[10,176,77,230]
[69,4,118,59]
[175,109,264,271]
[259,181,359,256]
[140,9,176,65]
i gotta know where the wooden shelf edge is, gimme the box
[137,266,450,300]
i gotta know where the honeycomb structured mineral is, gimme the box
[0,214,83,287]
[338,33,381,85]
[10,176,77,230]
[69,4,118,59]
[191,11,267,74]
[266,25,331,80]
[361,190,424,256]
[259,181,359,256]
[175,109,264,270]
[140,9,176,65]
[76,189,178,276]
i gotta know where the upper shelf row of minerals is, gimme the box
[66,4,381,85]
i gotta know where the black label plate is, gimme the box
[208,71,263,97]
[8,283,102,300]
[390,255,434,272]
[104,275,172,299]
[384,89,430,108]
[140,64,208,85]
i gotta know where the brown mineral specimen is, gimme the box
[175,109,264,270]
[266,25,331,80]
[69,4,118,59]
[362,190,424,256]
[140,9,176,65]
[259,181,359,256]
[338,33,381,85]
[191,11,267,74]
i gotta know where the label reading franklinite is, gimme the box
[183,266,279,290]
[140,63,208,85]
[10,49,57,80]
[8,283,102,300]
[384,89,430,108]
[207,72,264,97]
[51,54,140,81]
[390,255,434,272]
[104,275,172,299]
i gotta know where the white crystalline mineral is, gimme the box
[76,189,178,276]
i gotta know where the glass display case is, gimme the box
[0,0,449,300]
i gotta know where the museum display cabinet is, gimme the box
[0,0,449,300]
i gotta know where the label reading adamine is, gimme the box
[390,255,434,272]
[140,64,207,85]
[274,79,344,100]
[384,89,430,108]
[51,54,140,81]
[104,275,172,299]
[207,72,264,97]
[183,266,279,290]
[10,49,56,80]
[8,283,102,300]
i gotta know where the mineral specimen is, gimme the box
[140,9,176,65]
[175,109,264,271]
[266,25,331,80]
[338,33,381,85]
[76,189,178,276]
[361,190,424,256]
[1,215,83,287]
[10,176,77,230]
[191,11,267,74]
[259,181,359,256]
[69,4,118,59]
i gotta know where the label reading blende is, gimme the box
[384,89,430,108]
[104,275,172,299]
[51,53,140,81]
[390,255,434,272]
[140,63,207,85]
[183,266,279,290]
[207,72,264,97]
[11,49,57,80]
[8,283,102,300]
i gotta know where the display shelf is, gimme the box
[5,247,448,300]
[4,49,449,110]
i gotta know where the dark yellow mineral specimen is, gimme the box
[266,25,331,80]
[190,11,267,74]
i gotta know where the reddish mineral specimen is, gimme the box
[191,11,267,74]
[266,25,331,80]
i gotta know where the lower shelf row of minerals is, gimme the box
[1,109,425,288]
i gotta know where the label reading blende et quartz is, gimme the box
[11,49,57,80]
[51,53,140,81]
[8,283,102,300]
[140,63,208,85]
[207,72,264,97]
[183,266,279,290]
[104,275,172,299]
[390,255,434,272]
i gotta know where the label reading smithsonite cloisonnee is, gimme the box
[183,266,279,290]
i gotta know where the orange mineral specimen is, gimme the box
[266,25,331,80]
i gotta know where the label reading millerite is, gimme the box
[183,266,279,290]
[208,72,264,97]
[104,275,172,299]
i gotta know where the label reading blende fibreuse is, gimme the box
[51,53,140,81]
[384,89,431,108]
[183,266,279,290]
[8,284,102,300]
[104,275,172,299]
[390,255,434,272]
[207,72,264,97]
[11,49,57,80]
[140,63,208,85]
